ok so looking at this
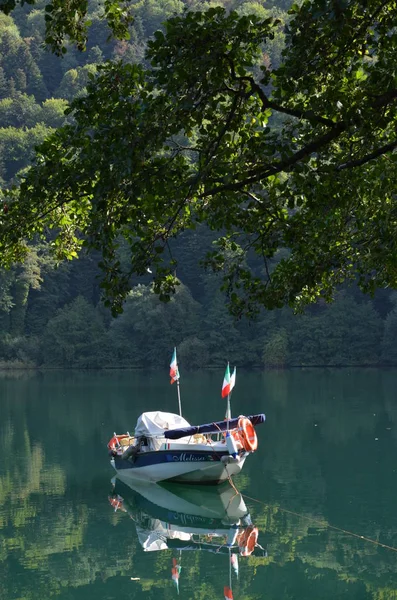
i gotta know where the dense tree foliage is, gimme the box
[1,1,397,320]
[0,0,396,367]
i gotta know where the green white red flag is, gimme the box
[171,557,181,593]
[221,363,231,398]
[222,364,236,398]
[170,347,180,385]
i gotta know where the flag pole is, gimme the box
[177,378,182,417]
[229,548,232,591]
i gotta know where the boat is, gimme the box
[108,410,266,484]
[108,474,262,557]
[107,351,265,484]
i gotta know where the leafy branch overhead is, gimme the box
[1,2,397,316]
[0,0,132,54]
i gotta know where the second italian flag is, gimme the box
[221,363,236,398]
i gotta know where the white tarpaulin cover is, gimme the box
[134,411,191,439]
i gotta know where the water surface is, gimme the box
[1,369,396,599]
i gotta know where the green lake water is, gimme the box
[1,368,397,599]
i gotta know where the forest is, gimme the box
[0,0,397,370]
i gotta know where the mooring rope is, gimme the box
[242,493,397,553]
[223,454,397,553]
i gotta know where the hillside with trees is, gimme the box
[0,0,396,369]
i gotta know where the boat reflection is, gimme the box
[109,474,263,557]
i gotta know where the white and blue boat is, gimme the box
[108,351,265,484]
[108,410,265,485]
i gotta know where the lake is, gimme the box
[1,368,397,599]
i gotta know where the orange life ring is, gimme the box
[108,495,125,512]
[107,434,130,452]
[237,525,258,556]
[237,417,258,452]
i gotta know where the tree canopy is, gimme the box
[1,1,397,317]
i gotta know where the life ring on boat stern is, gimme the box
[107,434,129,452]
[237,417,258,452]
[238,525,258,556]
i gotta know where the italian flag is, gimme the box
[222,364,236,398]
[221,363,231,398]
[170,347,180,384]
[171,557,181,593]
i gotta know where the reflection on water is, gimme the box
[110,476,260,553]
[108,477,262,596]
[1,369,397,599]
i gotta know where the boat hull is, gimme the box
[114,475,250,524]
[110,448,247,484]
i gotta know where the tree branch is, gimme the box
[336,139,397,171]
[199,122,346,198]
[229,66,336,128]
[251,78,336,127]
